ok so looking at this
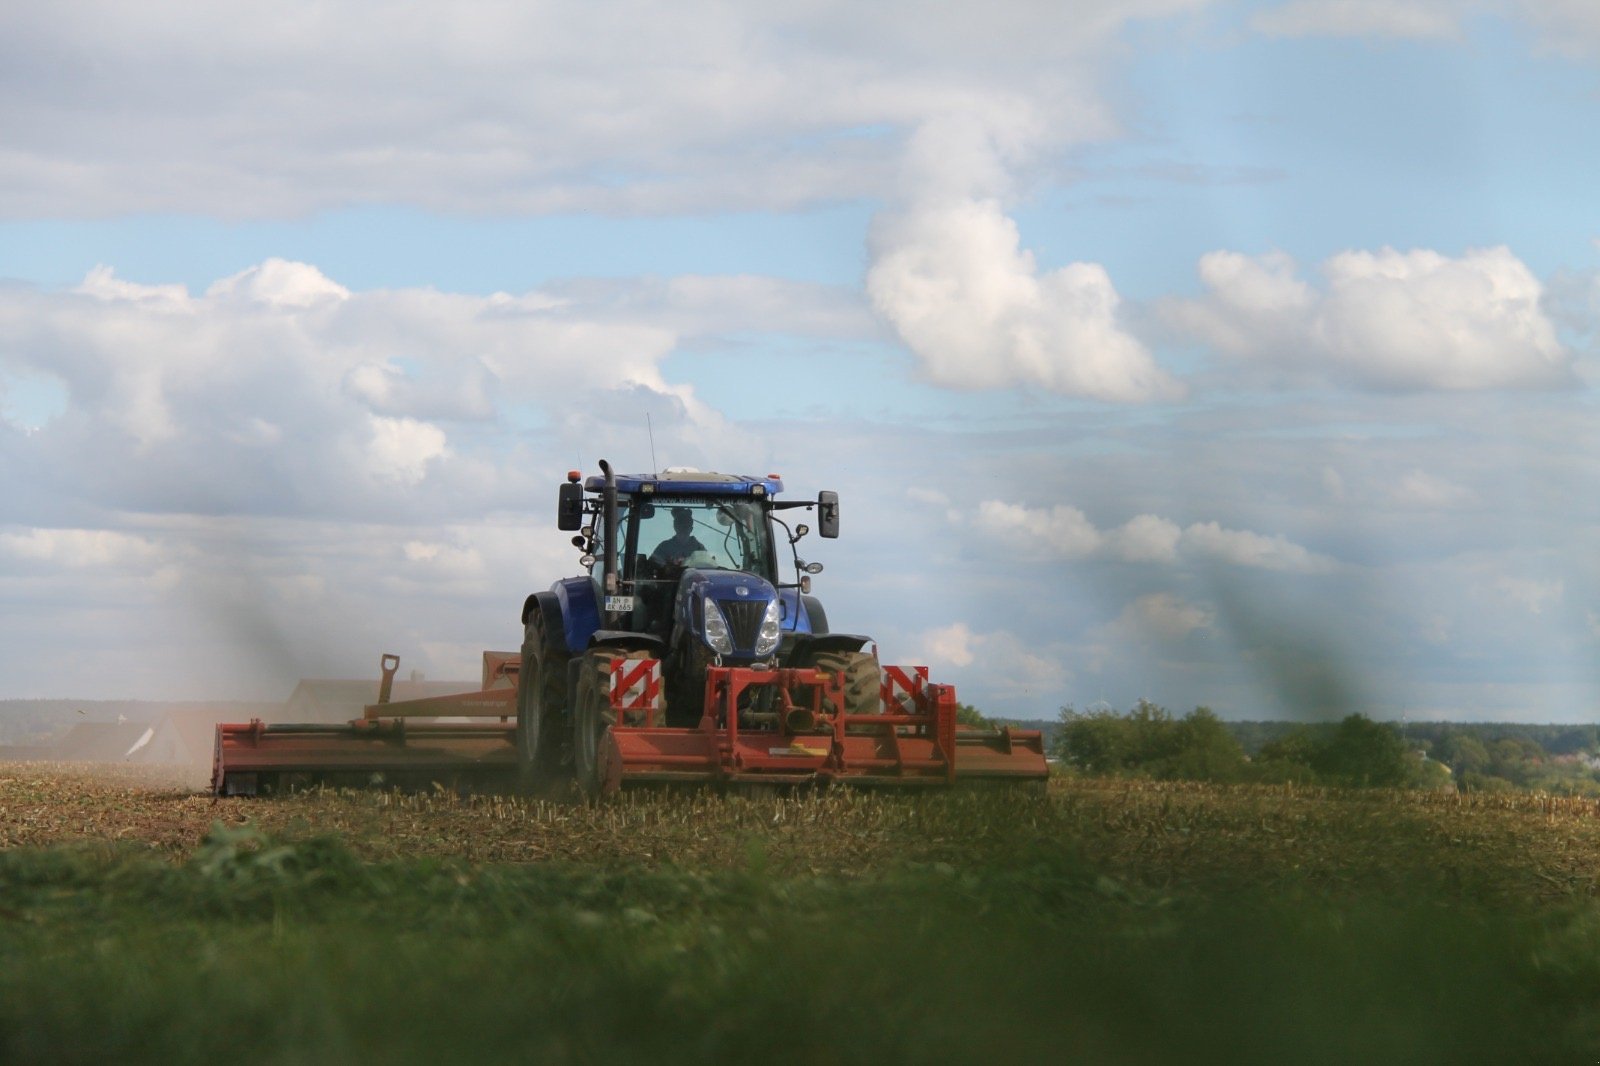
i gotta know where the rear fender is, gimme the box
[523,591,565,644]
[552,576,603,655]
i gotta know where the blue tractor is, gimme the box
[210,459,1049,796]
[518,460,881,795]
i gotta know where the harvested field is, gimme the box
[7,763,1600,1063]
[6,764,1600,903]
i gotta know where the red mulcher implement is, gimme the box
[213,462,1047,796]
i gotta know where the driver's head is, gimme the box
[672,507,693,533]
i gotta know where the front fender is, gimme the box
[782,632,872,668]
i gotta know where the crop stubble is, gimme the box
[4,763,1600,903]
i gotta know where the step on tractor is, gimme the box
[213,461,1048,797]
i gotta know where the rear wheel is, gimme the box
[572,650,622,800]
[517,620,570,790]
[813,649,879,719]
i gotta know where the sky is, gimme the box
[3,0,1600,723]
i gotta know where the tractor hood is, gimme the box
[677,568,781,661]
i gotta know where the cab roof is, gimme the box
[583,470,784,497]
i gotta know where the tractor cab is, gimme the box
[609,494,778,642]
[630,496,775,580]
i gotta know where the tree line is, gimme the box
[1053,701,1461,790]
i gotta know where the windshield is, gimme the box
[629,498,774,581]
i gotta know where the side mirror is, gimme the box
[817,491,840,539]
[558,482,584,531]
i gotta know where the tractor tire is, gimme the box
[572,648,650,800]
[813,648,879,719]
[517,619,570,791]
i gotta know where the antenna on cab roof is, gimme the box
[647,412,659,476]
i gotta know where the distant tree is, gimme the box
[1055,703,1139,773]
[1460,771,1515,794]
[1545,725,1599,757]
[1309,715,1412,788]
[1412,755,1454,791]
[1121,700,1184,767]
[1055,702,1247,782]
[1258,727,1318,766]
[1249,716,1435,788]
[955,702,990,728]
[1437,734,1490,778]
[1486,737,1544,787]
[1155,707,1248,782]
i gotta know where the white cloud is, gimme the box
[1251,0,1600,53]
[367,415,448,485]
[1170,246,1573,391]
[906,487,951,508]
[1111,593,1216,642]
[1178,521,1335,574]
[867,197,1182,401]
[0,261,824,518]
[1321,466,1347,502]
[971,501,1331,573]
[918,622,978,668]
[1175,251,1313,359]
[1251,1,1464,40]
[1388,470,1477,509]
[207,258,351,307]
[974,500,1104,558]
[1496,575,1563,614]
[0,1,1205,218]
[78,265,191,307]
[1516,0,1600,58]
[909,622,1072,701]
[1105,514,1183,563]
[403,540,482,568]
[0,528,163,569]
[4,5,1197,412]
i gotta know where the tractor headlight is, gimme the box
[754,598,782,657]
[703,596,734,655]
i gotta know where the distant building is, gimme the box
[51,722,152,761]
[126,708,236,766]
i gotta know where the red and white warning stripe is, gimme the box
[880,664,929,714]
[610,657,664,712]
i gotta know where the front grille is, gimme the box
[717,599,766,651]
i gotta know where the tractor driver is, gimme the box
[650,507,706,566]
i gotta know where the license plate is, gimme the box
[604,596,635,613]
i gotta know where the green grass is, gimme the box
[4,778,1600,1062]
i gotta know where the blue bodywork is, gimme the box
[549,570,819,657]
